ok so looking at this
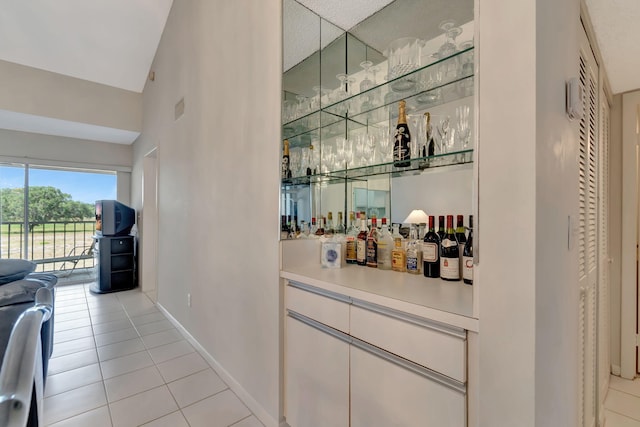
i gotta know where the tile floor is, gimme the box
[44,282,264,427]
[605,375,640,426]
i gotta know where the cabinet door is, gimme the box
[285,313,349,427]
[350,343,466,427]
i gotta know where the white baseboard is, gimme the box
[157,303,280,427]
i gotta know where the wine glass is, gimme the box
[437,116,451,156]
[375,125,391,163]
[437,20,462,59]
[456,105,471,160]
[359,61,375,93]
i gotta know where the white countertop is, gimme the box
[281,241,478,332]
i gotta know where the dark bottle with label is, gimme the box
[425,112,435,158]
[422,215,440,278]
[282,139,292,179]
[366,216,379,268]
[356,216,369,266]
[455,215,466,277]
[437,215,445,241]
[440,215,460,281]
[393,100,411,167]
[463,215,474,285]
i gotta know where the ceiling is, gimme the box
[0,0,636,144]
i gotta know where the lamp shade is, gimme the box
[403,209,429,224]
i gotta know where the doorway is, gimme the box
[621,91,640,379]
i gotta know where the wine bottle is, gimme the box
[426,112,435,157]
[437,215,445,241]
[463,215,474,285]
[391,237,407,272]
[456,215,466,278]
[377,218,393,270]
[405,225,422,274]
[422,215,440,278]
[440,215,460,281]
[325,212,335,237]
[282,139,292,179]
[393,100,411,167]
[314,217,325,237]
[336,211,345,235]
[356,215,368,266]
[345,211,358,264]
[366,216,379,268]
[310,217,318,235]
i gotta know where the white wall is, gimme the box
[478,0,580,425]
[131,0,282,424]
[0,60,141,133]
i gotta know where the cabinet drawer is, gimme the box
[110,237,133,254]
[286,282,349,333]
[350,302,466,382]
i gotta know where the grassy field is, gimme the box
[0,221,96,272]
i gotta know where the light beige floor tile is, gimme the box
[55,296,87,306]
[182,389,251,427]
[140,410,189,427]
[97,337,146,362]
[92,318,134,335]
[55,310,90,323]
[104,365,165,402]
[148,340,194,365]
[54,326,94,343]
[131,311,166,326]
[141,328,183,349]
[605,389,640,421]
[100,350,154,379]
[136,319,175,336]
[167,368,227,408]
[48,349,99,375]
[55,317,93,332]
[605,409,640,426]
[47,405,112,427]
[51,336,95,358]
[90,309,129,325]
[124,303,159,317]
[43,382,107,425]
[45,363,102,397]
[94,327,139,347]
[56,303,89,314]
[109,385,178,427]
[89,304,126,316]
[157,352,209,383]
[230,416,265,427]
[610,376,640,399]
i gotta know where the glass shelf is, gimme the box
[323,46,474,119]
[282,46,474,147]
[281,148,473,186]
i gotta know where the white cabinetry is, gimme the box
[284,280,468,427]
[284,313,349,427]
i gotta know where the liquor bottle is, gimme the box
[282,139,292,179]
[314,217,325,237]
[356,215,369,266]
[437,215,445,241]
[280,215,289,240]
[306,144,314,176]
[391,237,407,272]
[366,216,379,268]
[423,215,441,278]
[325,212,335,237]
[377,218,394,270]
[456,215,466,278]
[393,100,411,167]
[345,211,358,264]
[425,112,435,158]
[440,215,460,281]
[310,217,318,235]
[336,211,346,235]
[405,225,422,274]
[463,215,474,285]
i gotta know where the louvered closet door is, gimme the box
[598,90,611,416]
[578,24,599,427]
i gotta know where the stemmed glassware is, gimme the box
[455,105,471,161]
[437,20,462,59]
[437,116,451,156]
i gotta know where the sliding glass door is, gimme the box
[0,163,27,259]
